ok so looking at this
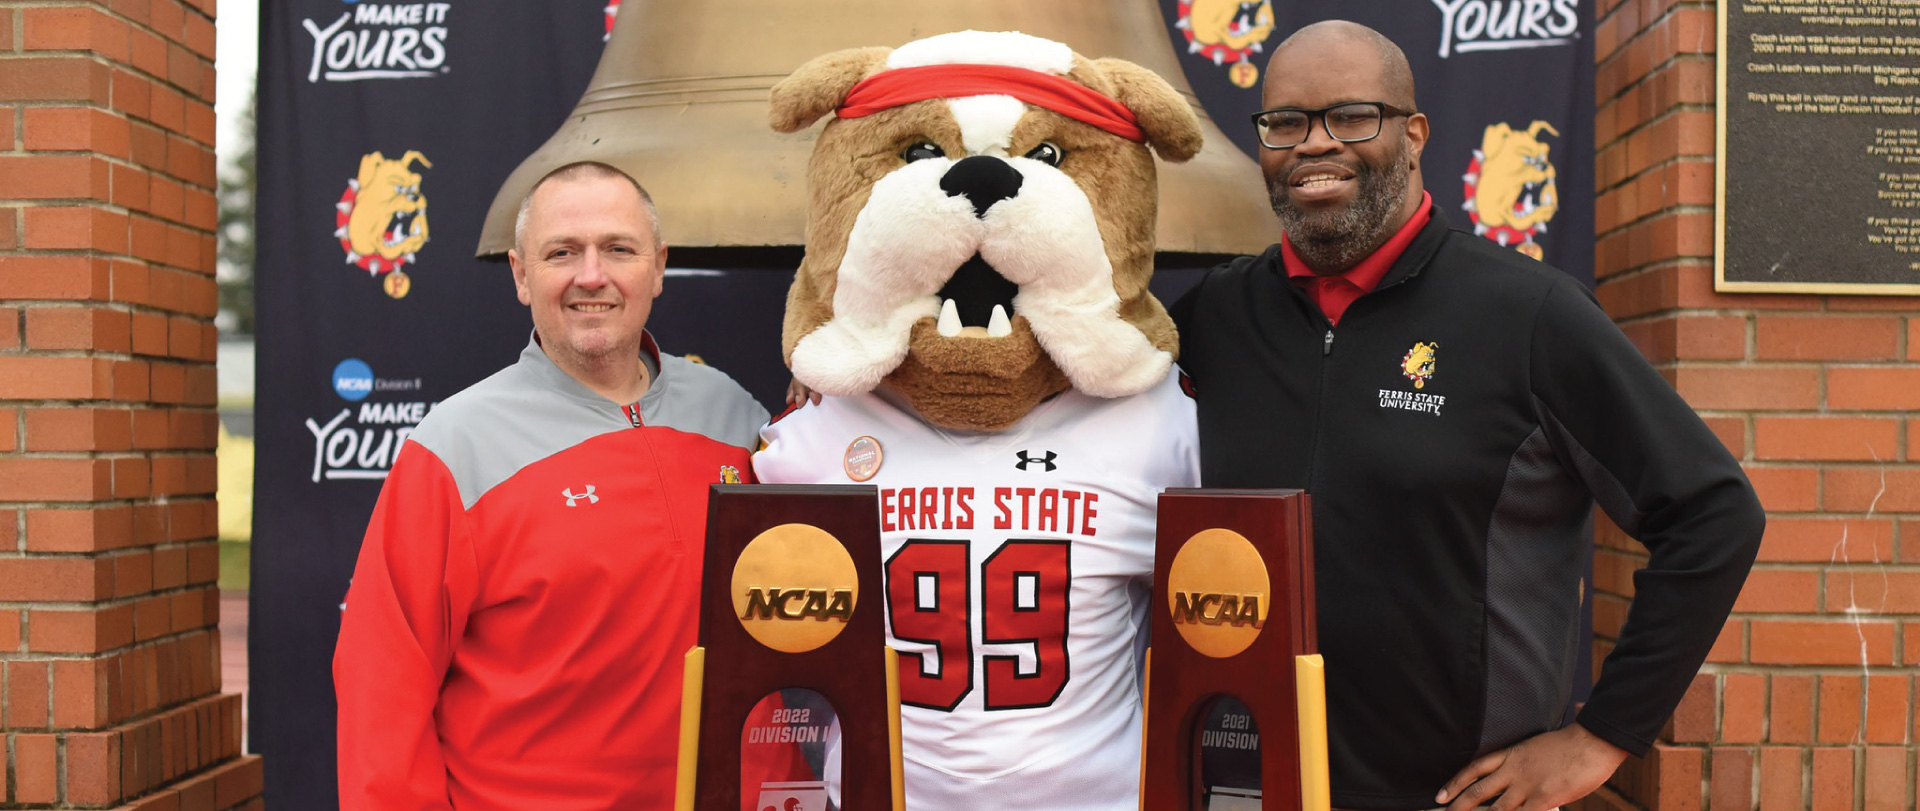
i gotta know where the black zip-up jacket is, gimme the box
[1171,209,1764,810]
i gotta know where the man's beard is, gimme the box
[1268,139,1412,273]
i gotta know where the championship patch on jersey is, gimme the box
[720,465,742,484]
[843,436,883,482]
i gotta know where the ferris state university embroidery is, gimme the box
[1380,341,1445,416]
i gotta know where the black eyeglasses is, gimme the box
[1250,102,1416,149]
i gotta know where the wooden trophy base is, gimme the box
[677,484,903,811]
[1143,488,1327,811]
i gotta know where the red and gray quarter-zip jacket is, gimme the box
[1171,209,1764,811]
[334,333,768,811]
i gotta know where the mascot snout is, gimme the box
[940,156,1025,217]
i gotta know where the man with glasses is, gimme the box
[1171,20,1762,811]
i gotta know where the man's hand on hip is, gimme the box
[1436,723,1629,811]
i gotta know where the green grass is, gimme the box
[219,540,251,593]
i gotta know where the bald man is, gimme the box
[1170,20,1762,811]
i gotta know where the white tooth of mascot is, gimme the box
[752,30,1204,810]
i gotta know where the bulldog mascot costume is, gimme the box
[752,31,1202,809]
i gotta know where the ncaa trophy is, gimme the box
[1142,489,1329,811]
[676,485,904,811]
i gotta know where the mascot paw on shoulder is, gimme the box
[752,30,1204,810]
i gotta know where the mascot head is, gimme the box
[771,30,1202,432]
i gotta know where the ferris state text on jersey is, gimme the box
[751,375,1199,810]
[881,485,1101,537]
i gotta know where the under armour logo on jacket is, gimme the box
[1014,450,1058,472]
[562,485,599,506]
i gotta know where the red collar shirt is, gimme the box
[1280,192,1433,326]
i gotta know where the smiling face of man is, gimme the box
[509,170,666,384]
[1259,24,1429,274]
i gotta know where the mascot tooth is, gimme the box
[753,30,1204,810]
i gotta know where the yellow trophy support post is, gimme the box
[886,647,905,811]
[674,646,705,811]
[1294,654,1330,811]
[1138,648,1151,811]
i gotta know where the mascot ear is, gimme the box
[1087,57,1204,163]
[770,47,894,133]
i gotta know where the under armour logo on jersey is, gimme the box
[562,485,599,506]
[1014,450,1058,472]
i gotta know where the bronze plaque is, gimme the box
[1717,0,1920,294]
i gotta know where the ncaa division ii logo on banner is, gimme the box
[306,358,431,483]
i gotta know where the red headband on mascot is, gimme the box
[837,63,1146,144]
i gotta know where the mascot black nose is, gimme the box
[940,156,1024,218]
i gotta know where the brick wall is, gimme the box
[1581,0,1920,809]
[0,0,261,808]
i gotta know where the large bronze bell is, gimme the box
[473,0,1280,258]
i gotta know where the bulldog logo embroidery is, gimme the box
[336,150,431,297]
[1401,341,1438,389]
[1383,342,1445,416]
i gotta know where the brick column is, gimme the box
[0,0,262,808]
[1582,1,1920,809]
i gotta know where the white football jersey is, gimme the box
[753,372,1200,810]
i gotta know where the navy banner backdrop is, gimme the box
[1161,0,1596,283]
[250,3,1593,807]
[251,2,610,807]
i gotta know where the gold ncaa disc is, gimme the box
[1166,528,1271,659]
[731,523,859,653]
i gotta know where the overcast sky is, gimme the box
[214,0,260,166]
